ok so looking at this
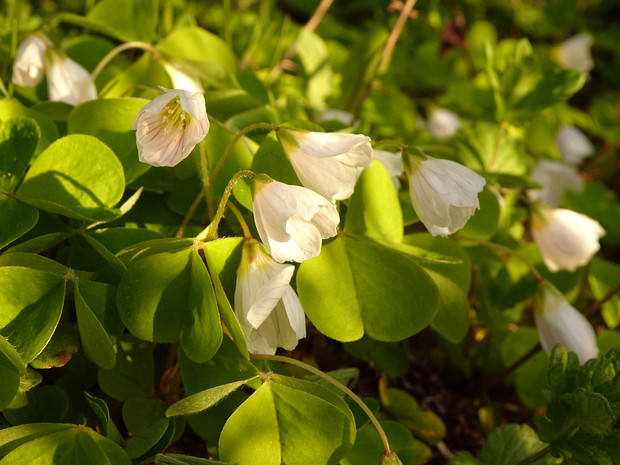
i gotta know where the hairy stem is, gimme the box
[251,353,393,455]
[197,170,256,241]
[90,41,161,84]
[227,201,253,239]
[199,141,215,221]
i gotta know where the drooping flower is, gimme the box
[234,239,306,355]
[552,33,594,75]
[534,280,598,364]
[277,127,373,202]
[251,175,340,263]
[132,87,210,167]
[531,205,604,272]
[12,33,51,87]
[427,108,461,141]
[162,61,203,94]
[372,149,404,190]
[405,151,486,236]
[46,49,97,105]
[555,126,594,165]
[529,160,584,207]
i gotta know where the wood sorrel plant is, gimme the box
[1,1,619,464]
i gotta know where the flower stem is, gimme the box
[251,353,393,455]
[0,78,9,99]
[197,170,256,241]
[227,201,253,239]
[211,122,279,181]
[90,41,162,84]
[352,0,418,118]
[456,235,544,283]
[585,280,620,318]
[199,141,215,221]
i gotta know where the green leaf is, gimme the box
[0,252,69,276]
[479,424,554,465]
[0,267,66,363]
[84,393,123,444]
[86,0,158,43]
[156,27,237,87]
[155,454,230,465]
[0,117,39,192]
[82,234,127,276]
[167,378,257,417]
[17,135,125,221]
[426,269,470,343]
[67,98,150,183]
[251,132,301,187]
[344,338,410,379]
[75,282,117,370]
[117,246,193,342]
[381,388,446,445]
[297,235,439,342]
[3,386,68,425]
[30,324,79,369]
[561,390,614,435]
[345,161,403,243]
[204,243,249,359]
[0,100,58,155]
[0,424,131,465]
[181,251,223,363]
[97,334,154,401]
[219,378,355,465]
[0,194,39,249]
[341,421,417,465]
[457,188,501,241]
[589,258,620,328]
[0,337,24,411]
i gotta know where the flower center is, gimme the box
[159,97,192,135]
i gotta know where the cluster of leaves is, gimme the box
[0,0,620,464]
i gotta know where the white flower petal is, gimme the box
[252,180,339,263]
[46,52,97,105]
[555,126,595,165]
[535,282,598,364]
[408,156,486,236]
[12,34,50,87]
[132,88,209,167]
[553,33,594,75]
[279,129,372,202]
[529,160,584,207]
[234,239,306,355]
[427,108,461,141]
[162,61,203,94]
[531,206,604,272]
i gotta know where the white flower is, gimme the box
[277,128,373,202]
[132,87,210,167]
[406,153,486,236]
[251,176,340,263]
[556,126,595,165]
[12,34,51,87]
[534,281,598,364]
[372,149,404,190]
[162,61,203,94]
[427,108,461,141]
[531,205,604,272]
[317,109,356,126]
[553,33,594,75]
[46,49,97,105]
[529,160,584,207]
[234,239,306,355]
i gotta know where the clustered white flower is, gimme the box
[12,33,97,105]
